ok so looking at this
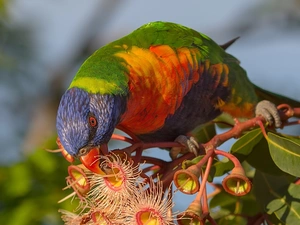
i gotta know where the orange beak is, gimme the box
[80,144,108,174]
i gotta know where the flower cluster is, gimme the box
[57,138,255,225]
[59,150,176,225]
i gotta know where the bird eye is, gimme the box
[78,148,88,156]
[88,116,98,127]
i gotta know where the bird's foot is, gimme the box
[170,135,199,160]
[255,100,281,127]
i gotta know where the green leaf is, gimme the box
[210,189,260,217]
[241,161,255,178]
[214,113,236,127]
[217,215,247,225]
[208,157,234,182]
[230,128,263,162]
[190,122,216,143]
[246,138,286,175]
[268,183,300,225]
[280,134,300,145]
[268,132,300,177]
[210,191,236,212]
[268,213,285,225]
[254,171,290,210]
[181,155,204,169]
[267,198,287,214]
[254,171,300,224]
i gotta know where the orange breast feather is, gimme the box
[115,45,201,134]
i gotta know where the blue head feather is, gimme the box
[56,87,126,157]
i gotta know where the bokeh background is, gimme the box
[1,0,300,224]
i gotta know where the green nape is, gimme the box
[69,45,129,95]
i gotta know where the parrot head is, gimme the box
[56,87,125,170]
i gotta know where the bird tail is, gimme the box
[253,84,300,108]
[219,37,240,50]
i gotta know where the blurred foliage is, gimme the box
[0,0,8,17]
[0,137,76,225]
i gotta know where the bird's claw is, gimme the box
[170,135,199,160]
[255,100,281,128]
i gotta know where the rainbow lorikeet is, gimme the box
[56,21,297,163]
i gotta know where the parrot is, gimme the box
[56,21,298,164]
